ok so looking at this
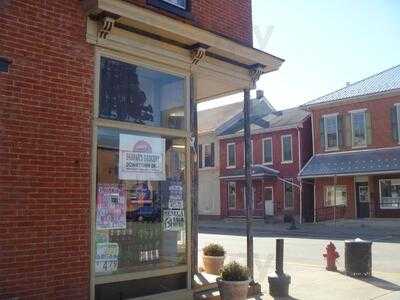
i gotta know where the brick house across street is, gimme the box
[216,91,313,222]
[0,0,284,299]
[300,64,400,221]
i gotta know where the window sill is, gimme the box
[281,161,293,164]
[263,162,274,166]
[147,0,192,19]
[226,166,236,169]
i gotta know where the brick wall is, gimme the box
[220,128,301,177]
[311,95,400,154]
[0,1,93,299]
[125,0,253,46]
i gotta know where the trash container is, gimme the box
[345,238,372,277]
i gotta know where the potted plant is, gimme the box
[217,261,250,300]
[202,243,225,275]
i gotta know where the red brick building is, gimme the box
[300,65,400,221]
[217,93,313,222]
[0,0,284,299]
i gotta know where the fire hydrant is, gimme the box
[323,242,339,271]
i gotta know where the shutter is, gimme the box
[210,143,215,167]
[391,106,399,142]
[337,115,344,148]
[319,117,325,151]
[365,111,372,145]
[198,144,202,168]
[344,114,352,147]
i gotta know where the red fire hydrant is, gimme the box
[323,242,339,271]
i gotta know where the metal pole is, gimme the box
[190,75,199,277]
[243,88,254,280]
[334,175,337,231]
[299,181,303,224]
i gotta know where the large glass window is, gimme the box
[324,115,338,150]
[324,186,347,207]
[227,143,236,167]
[95,127,187,277]
[282,135,293,163]
[284,181,294,209]
[99,57,186,130]
[228,182,236,209]
[263,138,273,164]
[351,111,367,147]
[379,179,400,209]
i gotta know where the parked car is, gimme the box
[128,205,161,222]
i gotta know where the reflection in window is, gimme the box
[324,115,338,150]
[95,127,186,276]
[352,111,366,147]
[99,57,185,129]
[380,179,400,209]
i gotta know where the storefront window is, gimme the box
[379,179,400,209]
[95,127,187,277]
[99,57,186,130]
[325,186,347,207]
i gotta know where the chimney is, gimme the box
[256,90,264,99]
[346,81,351,87]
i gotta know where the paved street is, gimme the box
[198,221,400,299]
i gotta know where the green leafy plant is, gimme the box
[203,243,225,257]
[221,261,249,281]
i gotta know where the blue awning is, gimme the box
[299,147,400,178]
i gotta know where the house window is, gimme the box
[203,143,215,168]
[227,143,236,167]
[324,186,347,206]
[351,110,367,147]
[198,144,203,168]
[162,0,187,9]
[243,140,254,165]
[147,0,190,18]
[281,135,293,163]
[324,114,338,150]
[284,180,294,209]
[262,138,273,164]
[379,179,400,209]
[228,182,236,209]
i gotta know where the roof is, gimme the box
[198,101,244,134]
[220,165,279,180]
[299,147,400,178]
[215,97,276,136]
[218,106,309,136]
[304,64,400,107]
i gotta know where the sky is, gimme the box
[198,0,400,111]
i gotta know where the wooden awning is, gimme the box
[82,0,284,101]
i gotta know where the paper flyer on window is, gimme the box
[119,134,166,181]
[95,243,119,274]
[96,184,127,230]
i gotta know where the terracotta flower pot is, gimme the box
[203,255,225,275]
[217,278,250,300]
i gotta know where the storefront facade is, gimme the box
[0,1,283,299]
